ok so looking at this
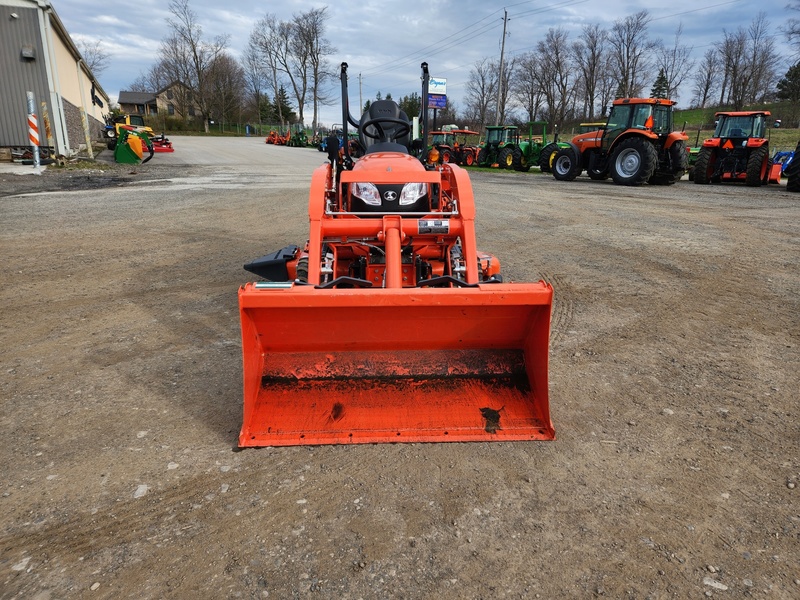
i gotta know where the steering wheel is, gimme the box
[360,117,411,142]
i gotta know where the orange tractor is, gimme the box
[552,98,688,185]
[265,129,291,145]
[693,111,781,186]
[237,63,554,447]
[427,129,481,166]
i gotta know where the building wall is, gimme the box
[0,0,109,155]
[48,17,105,125]
[0,3,51,147]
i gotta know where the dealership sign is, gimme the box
[428,77,447,94]
[428,94,447,109]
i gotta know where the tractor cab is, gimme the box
[601,99,674,152]
[694,111,776,186]
[430,132,455,146]
[713,112,768,141]
[484,125,519,147]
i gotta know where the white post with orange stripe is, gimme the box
[26,91,41,170]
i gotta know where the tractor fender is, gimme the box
[664,130,689,149]
[561,141,583,165]
[701,138,723,149]
[607,131,648,156]
[745,138,769,149]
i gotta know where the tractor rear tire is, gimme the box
[498,147,513,169]
[442,150,452,164]
[693,147,716,184]
[539,142,559,172]
[552,147,581,181]
[610,137,658,186]
[745,145,768,187]
[513,148,530,172]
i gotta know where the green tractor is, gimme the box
[476,125,521,169]
[287,124,309,147]
[516,121,557,172]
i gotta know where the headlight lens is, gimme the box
[352,182,381,206]
[399,182,427,205]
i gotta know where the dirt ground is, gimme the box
[1,136,798,599]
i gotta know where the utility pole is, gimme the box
[359,73,363,115]
[494,9,508,126]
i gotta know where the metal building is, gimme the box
[0,0,109,157]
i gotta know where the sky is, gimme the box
[51,0,798,126]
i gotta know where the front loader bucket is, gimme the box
[238,282,554,446]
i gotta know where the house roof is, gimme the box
[118,91,157,105]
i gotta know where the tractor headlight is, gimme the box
[352,182,381,206]
[399,182,427,205]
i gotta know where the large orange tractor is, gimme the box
[552,98,688,185]
[427,128,481,166]
[693,111,781,186]
[237,62,554,447]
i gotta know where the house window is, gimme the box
[136,104,144,114]
[167,90,174,100]
[189,106,195,117]
[168,104,175,115]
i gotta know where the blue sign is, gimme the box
[428,94,447,109]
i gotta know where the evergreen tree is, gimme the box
[398,93,421,118]
[777,62,800,103]
[650,69,669,99]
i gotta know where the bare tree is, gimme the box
[207,53,246,127]
[746,12,779,104]
[512,52,545,122]
[495,56,516,124]
[78,39,110,76]
[161,0,229,132]
[241,43,267,124]
[250,15,287,126]
[464,58,497,127]
[572,24,609,119]
[781,0,800,56]
[716,28,749,108]
[534,28,578,125]
[655,23,695,101]
[691,49,720,108]
[608,10,656,98]
[293,7,336,130]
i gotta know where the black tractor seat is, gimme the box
[359,100,412,154]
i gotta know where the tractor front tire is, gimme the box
[610,137,658,186]
[539,142,559,172]
[745,145,768,187]
[464,151,475,166]
[552,147,581,181]
[477,148,489,167]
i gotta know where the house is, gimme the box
[0,0,110,157]
[118,82,198,120]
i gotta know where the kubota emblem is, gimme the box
[383,190,397,201]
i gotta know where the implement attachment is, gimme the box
[239,282,553,446]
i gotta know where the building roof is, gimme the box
[118,91,157,105]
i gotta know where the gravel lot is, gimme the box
[1,136,798,599]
